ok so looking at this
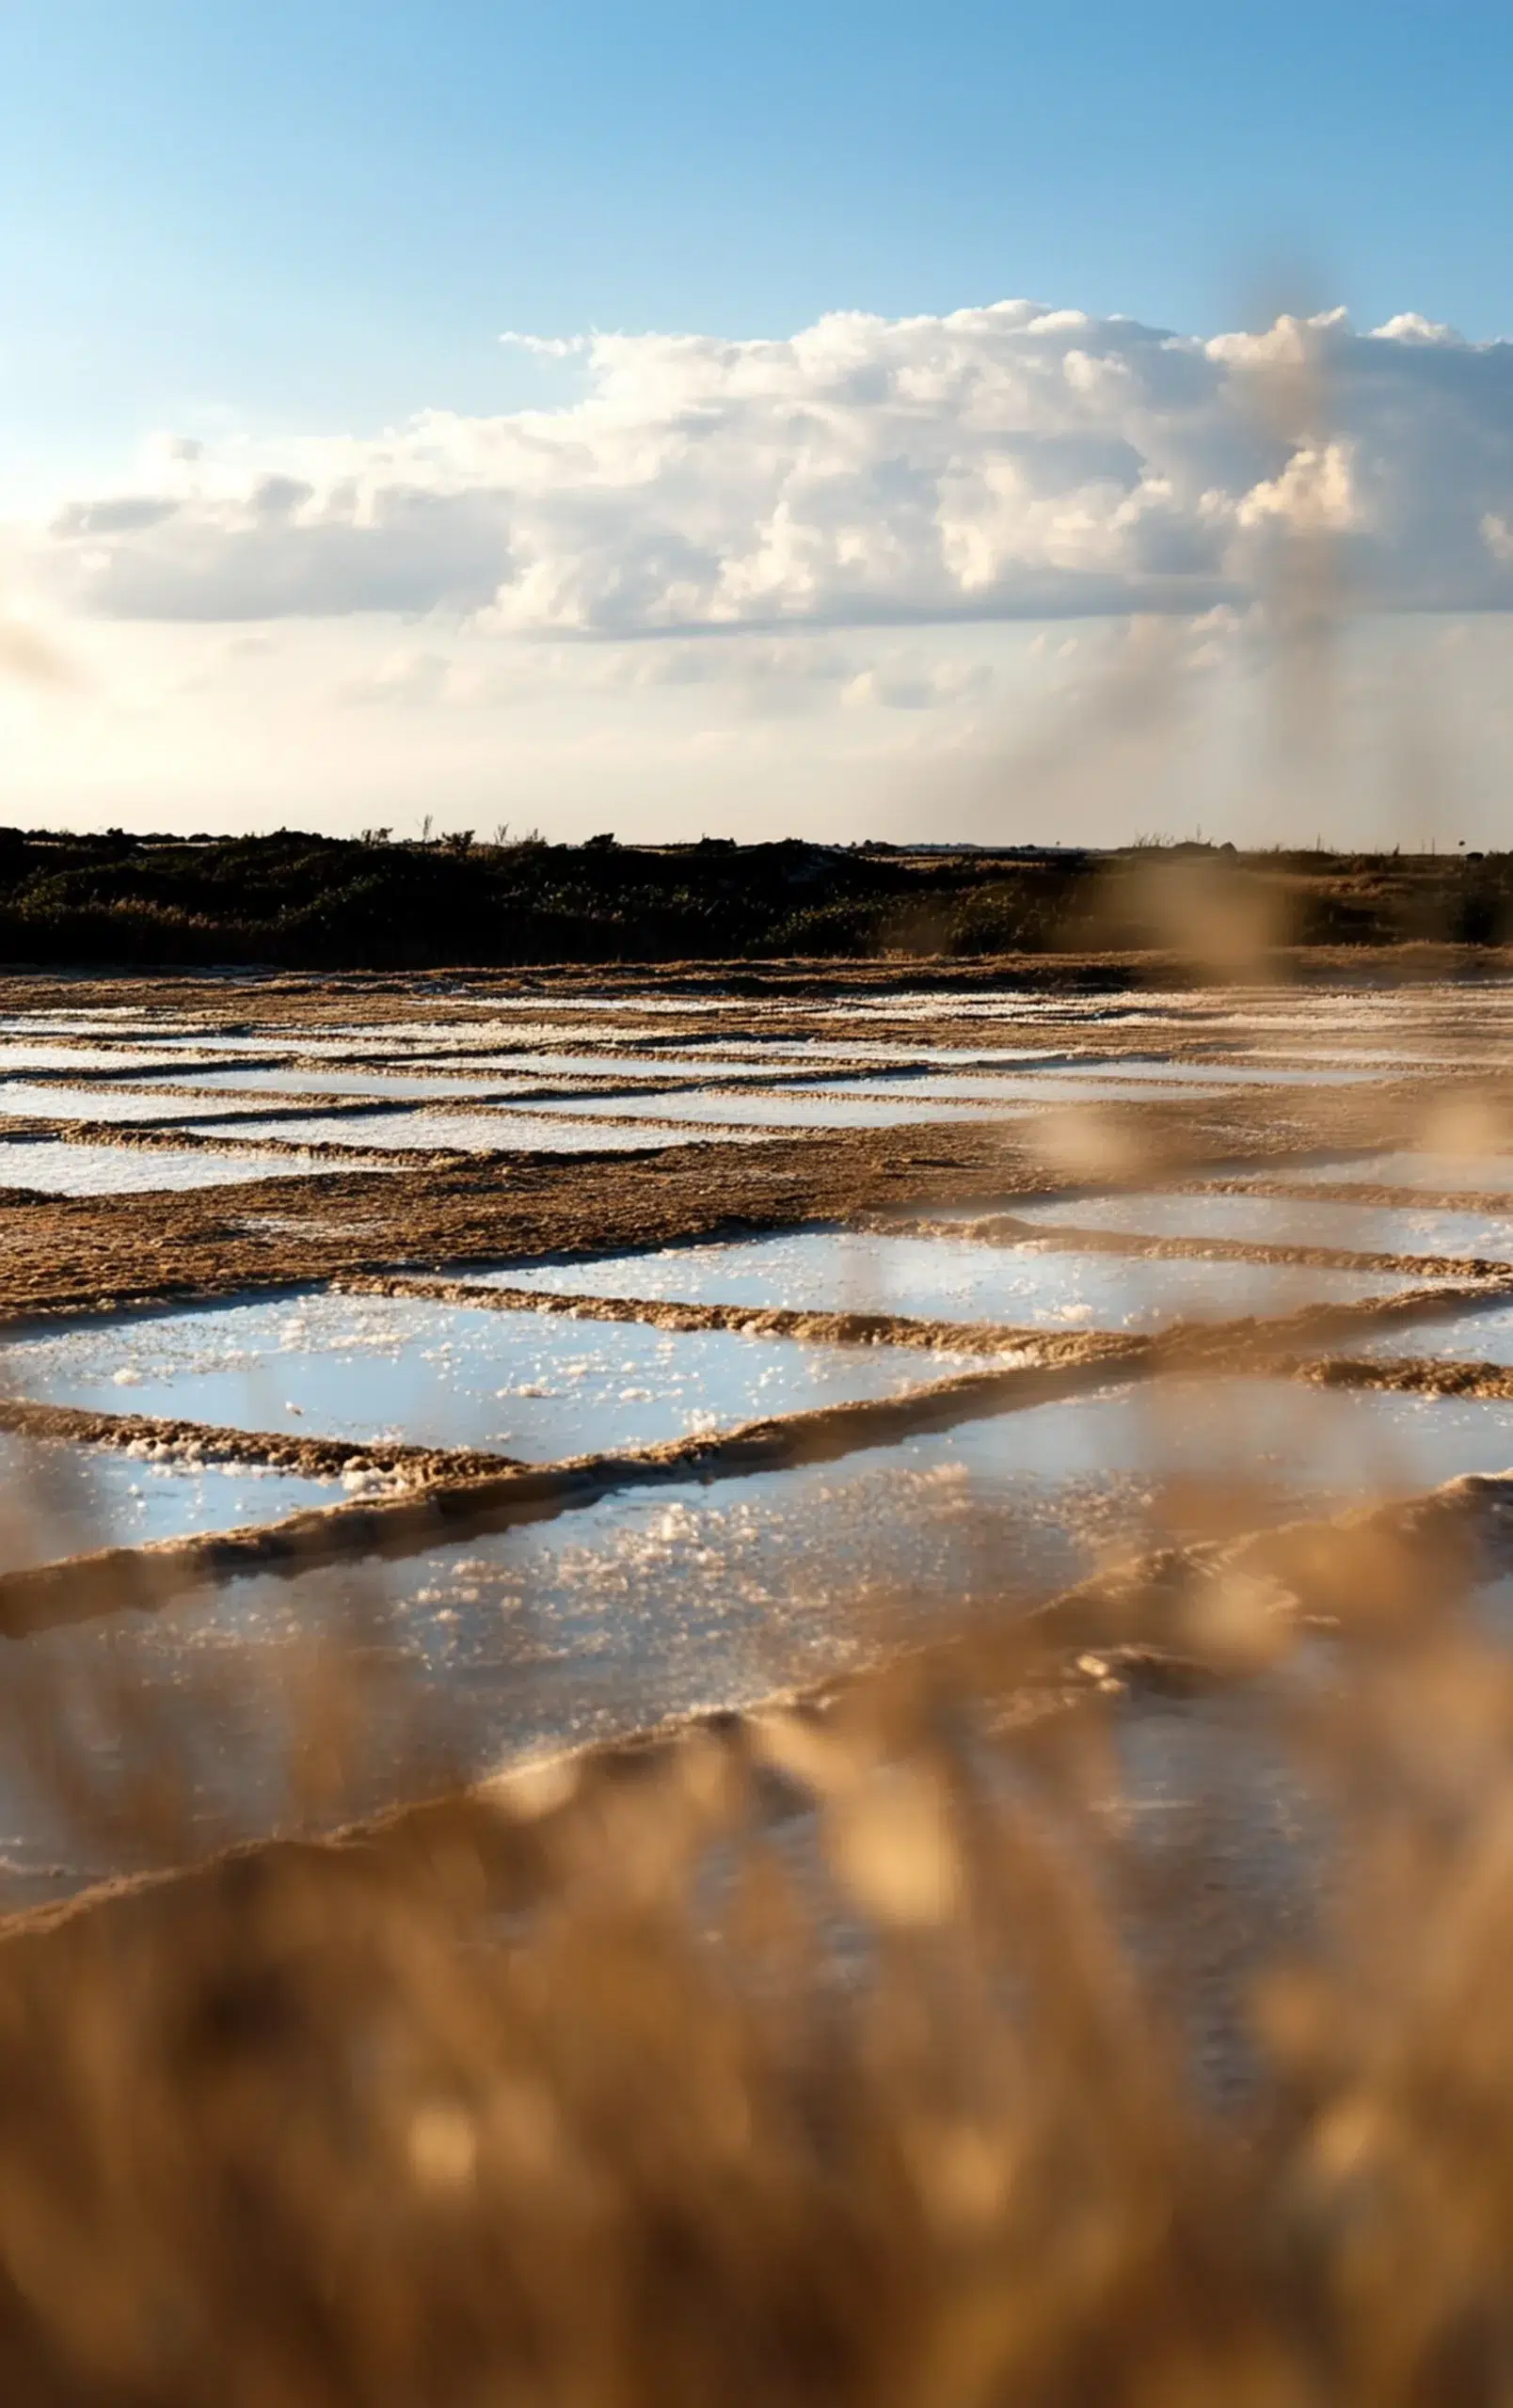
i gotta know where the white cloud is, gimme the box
[1371,313,1460,346]
[1482,513,1513,564]
[1234,440,1361,535]
[27,301,1513,637]
[499,331,590,360]
[843,654,993,711]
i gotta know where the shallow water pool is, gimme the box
[0,1363,1505,1904]
[0,1082,250,1125]
[1355,1301,1513,1365]
[0,1141,374,1196]
[0,1434,342,1576]
[836,1062,1377,1093]
[183,1108,760,1153]
[59,1371,1513,1819]
[820,1071,1240,1103]
[139,1066,551,1102]
[459,1226,1440,1330]
[505,1079,1206,1130]
[515,1088,1022,1129]
[2,1291,982,1458]
[1243,1152,1513,1195]
[0,1046,215,1074]
[397,1051,916,1082]
[1003,1190,1513,1261]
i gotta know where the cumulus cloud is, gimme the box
[34,302,1513,630]
[1371,314,1460,346]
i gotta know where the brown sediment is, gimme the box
[342,1266,1510,1367]
[0,1395,522,1482]
[3,940,1513,1008]
[338,1270,1067,1356]
[0,1073,802,1117]
[1279,1354,1513,1399]
[1204,1174,1513,1213]
[1148,1277,1513,1362]
[0,1113,426,1159]
[6,1058,1070,1100]
[0,1267,325,1335]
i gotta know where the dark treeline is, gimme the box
[0,827,1509,967]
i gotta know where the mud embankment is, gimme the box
[0,1395,520,1484]
[3,1454,1509,1968]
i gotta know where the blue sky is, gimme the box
[5,0,1510,467]
[2,3,1511,841]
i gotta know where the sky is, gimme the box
[3,0,1512,846]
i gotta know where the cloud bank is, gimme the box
[38,303,1513,633]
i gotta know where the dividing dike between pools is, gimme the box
[0,1258,1506,1632]
[5,1459,1513,1957]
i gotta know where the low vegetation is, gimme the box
[0,827,1510,967]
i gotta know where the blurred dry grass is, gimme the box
[0,1508,1504,2405]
